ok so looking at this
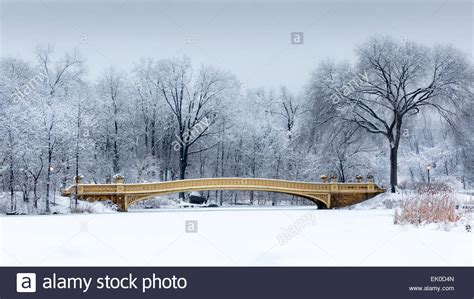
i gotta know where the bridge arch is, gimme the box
[126,188,329,209]
[120,178,331,210]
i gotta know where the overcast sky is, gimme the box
[1,0,472,92]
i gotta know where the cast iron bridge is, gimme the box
[61,176,385,211]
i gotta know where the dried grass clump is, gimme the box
[394,184,461,225]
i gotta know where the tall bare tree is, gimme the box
[153,57,237,197]
[37,46,84,212]
[314,36,473,192]
[98,67,128,175]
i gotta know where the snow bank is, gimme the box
[0,192,116,215]
[350,189,473,210]
[349,192,406,210]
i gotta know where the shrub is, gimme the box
[414,182,453,195]
[70,203,94,214]
[394,184,461,225]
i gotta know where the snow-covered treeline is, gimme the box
[1,36,473,212]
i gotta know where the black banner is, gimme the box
[1,267,472,298]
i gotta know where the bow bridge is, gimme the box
[62,176,385,211]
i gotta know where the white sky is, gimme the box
[1,0,472,92]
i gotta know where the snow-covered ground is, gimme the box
[0,192,117,215]
[1,198,472,266]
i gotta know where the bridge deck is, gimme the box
[62,177,385,211]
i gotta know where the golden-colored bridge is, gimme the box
[61,176,385,211]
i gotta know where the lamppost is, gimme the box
[427,164,431,183]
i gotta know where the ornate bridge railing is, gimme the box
[62,176,385,211]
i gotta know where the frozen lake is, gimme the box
[1,206,472,266]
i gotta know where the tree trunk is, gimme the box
[218,136,225,205]
[113,139,119,174]
[272,154,281,206]
[178,145,188,199]
[150,119,156,157]
[338,158,346,183]
[9,155,14,212]
[45,151,52,213]
[45,130,53,213]
[390,145,398,193]
[33,179,38,208]
[389,119,402,193]
[74,105,81,208]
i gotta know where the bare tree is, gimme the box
[37,45,84,212]
[316,36,473,192]
[22,154,44,208]
[263,87,304,136]
[97,67,128,175]
[153,57,236,198]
